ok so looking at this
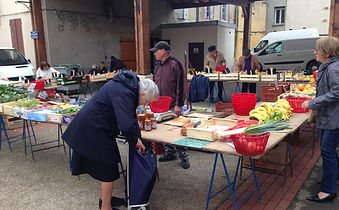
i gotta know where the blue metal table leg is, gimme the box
[29,121,37,144]
[25,120,35,160]
[249,157,262,200]
[23,120,27,155]
[220,154,238,210]
[232,156,242,190]
[0,115,12,152]
[205,153,218,210]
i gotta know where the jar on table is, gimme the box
[144,119,152,131]
[151,118,157,130]
[137,114,145,130]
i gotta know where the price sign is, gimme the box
[38,91,48,100]
[28,83,36,91]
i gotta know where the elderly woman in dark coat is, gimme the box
[62,70,159,210]
[302,36,339,203]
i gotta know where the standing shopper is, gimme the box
[302,36,339,202]
[151,41,190,169]
[204,45,226,102]
[235,49,261,93]
[62,70,159,210]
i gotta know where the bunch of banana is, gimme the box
[273,99,293,120]
[261,102,273,115]
[249,107,270,121]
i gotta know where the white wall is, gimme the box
[0,0,36,66]
[162,24,235,70]
[42,0,134,69]
[217,27,235,69]
[285,0,330,35]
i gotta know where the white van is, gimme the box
[257,37,322,71]
[0,48,35,81]
[252,28,319,56]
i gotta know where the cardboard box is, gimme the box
[243,141,288,172]
[47,113,62,124]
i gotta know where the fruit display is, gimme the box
[291,83,316,97]
[249,99,293,121]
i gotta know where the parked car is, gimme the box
[257,37,323,71]
[0,48,35,81]
[252,28,319,56]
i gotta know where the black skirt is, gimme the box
[71,150,120,182]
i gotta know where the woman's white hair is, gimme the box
[139,79,159,100]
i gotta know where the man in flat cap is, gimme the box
[151,41,190,169]
[204,45,226,102]
[235,48,261,93]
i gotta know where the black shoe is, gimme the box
[181,158,190,169]
[159,153,178,162]
[99,196,125,209]
[306,193,336,202]
[210,98,215,103]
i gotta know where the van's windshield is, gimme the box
[254,40,268,52]
[0,49,29,66]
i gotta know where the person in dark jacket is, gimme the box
[151,41,190,169]
[98,61,108,74]
[110,56,127,71]
[62,70,159,210]
[302,37,339,203]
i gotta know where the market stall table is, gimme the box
[141,109,312,209]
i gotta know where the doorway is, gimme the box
[120,34,136,70]
[188,42,204,71]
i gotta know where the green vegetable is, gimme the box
[57,107,81,114]
[262,111,283,124]
[13,98,42,109]
[244,120,290,135]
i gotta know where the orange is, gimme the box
[309,78,316,83]
[294,87,300,92]
[297,84,305,91]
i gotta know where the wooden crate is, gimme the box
[204,73,219,81]
[239,74,260,81]
[243,141,288,172]
[3,115,24,130]
[89,74,107,82]
[0,101,16,113]
[186,118,237,141]
[219,73,239,81]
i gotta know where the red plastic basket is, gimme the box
[231,132,270,156]
[215,102,234,116]
[149,96,172,113]
[286,97,312,113]
[232,93,256,116]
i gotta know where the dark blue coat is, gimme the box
[188,74,210,102]
[62,70,141,165]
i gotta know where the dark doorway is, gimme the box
[10,18,25,56]
[188,42,204,71]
